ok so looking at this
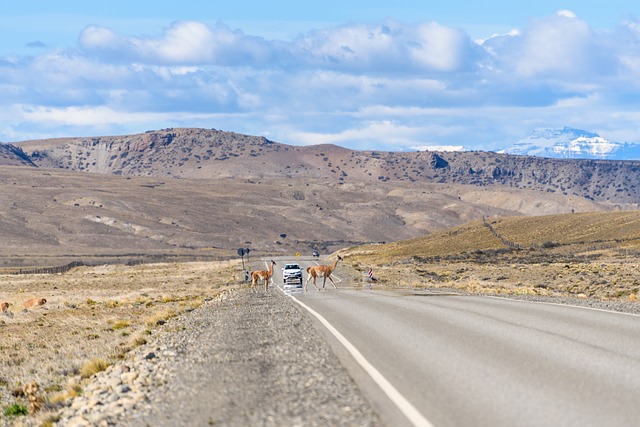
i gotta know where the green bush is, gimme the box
[4,403,28,417]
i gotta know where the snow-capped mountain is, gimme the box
[500,127,640,160]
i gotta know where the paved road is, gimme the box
[272,257,640,427]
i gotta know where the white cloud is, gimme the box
[80,26,122,49]
[556,10,577,19]
[294,21,482,73]
[294,23,400,69]
[355,105,446,117]
[289,120,424,149]
[475,29,520,46]
[408,22,474,72]
[147,21,219,62]
[3,14,640,151]
[80,21,275,65]
[11,103,258,127]
[482,11,617,82]
[516,13,595,77]
[18,105,168,126]
[410,145,467,152]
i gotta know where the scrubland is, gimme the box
[0,260,240,425]
[342,211,640,301]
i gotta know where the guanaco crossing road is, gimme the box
[273,258,640,427]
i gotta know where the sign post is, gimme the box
[237,248,246,269]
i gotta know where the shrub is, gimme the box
[145,309,176,327]
[112,320,130,330]
[60,381,83,400]
[4,403,28,417]
[80,358,109,378]
[161,295,177,303]
[40,414,60,427]
[132,336,148,347]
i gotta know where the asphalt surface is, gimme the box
[283,258,640,427]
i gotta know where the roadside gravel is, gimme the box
[55,289,382,427]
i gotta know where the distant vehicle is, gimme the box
[312,250,320,257]
[282,263,303,288]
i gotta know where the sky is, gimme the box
[1,1,640,152]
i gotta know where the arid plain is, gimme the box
[0,260,239,425]
[2,128,640,424]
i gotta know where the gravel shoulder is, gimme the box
[56,289,382,426]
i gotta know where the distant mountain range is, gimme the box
[2,127,640,262]
[3,127,640,205]
[499,127,640,160]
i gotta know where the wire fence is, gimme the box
[10,260,86,275]
[482,217,520,249]
[5,253,234,276]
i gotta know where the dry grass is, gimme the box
[341,211,640,301]
[491,211,640,247]
[80,359,110,379]
[0,259,242,424]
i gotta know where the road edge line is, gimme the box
[483,295,640,317]
[287,294,435,427]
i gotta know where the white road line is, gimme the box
[485,294,640,317]
[286,294,435,427]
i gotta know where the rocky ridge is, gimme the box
[12,127,640,204]
[0,143,34,166]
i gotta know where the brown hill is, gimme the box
[15,127,640,204]
[0,164,607,267]
[0,143,35,166]
[344,210,640,262]
[4,127,638,267]
[340,210,640,300]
